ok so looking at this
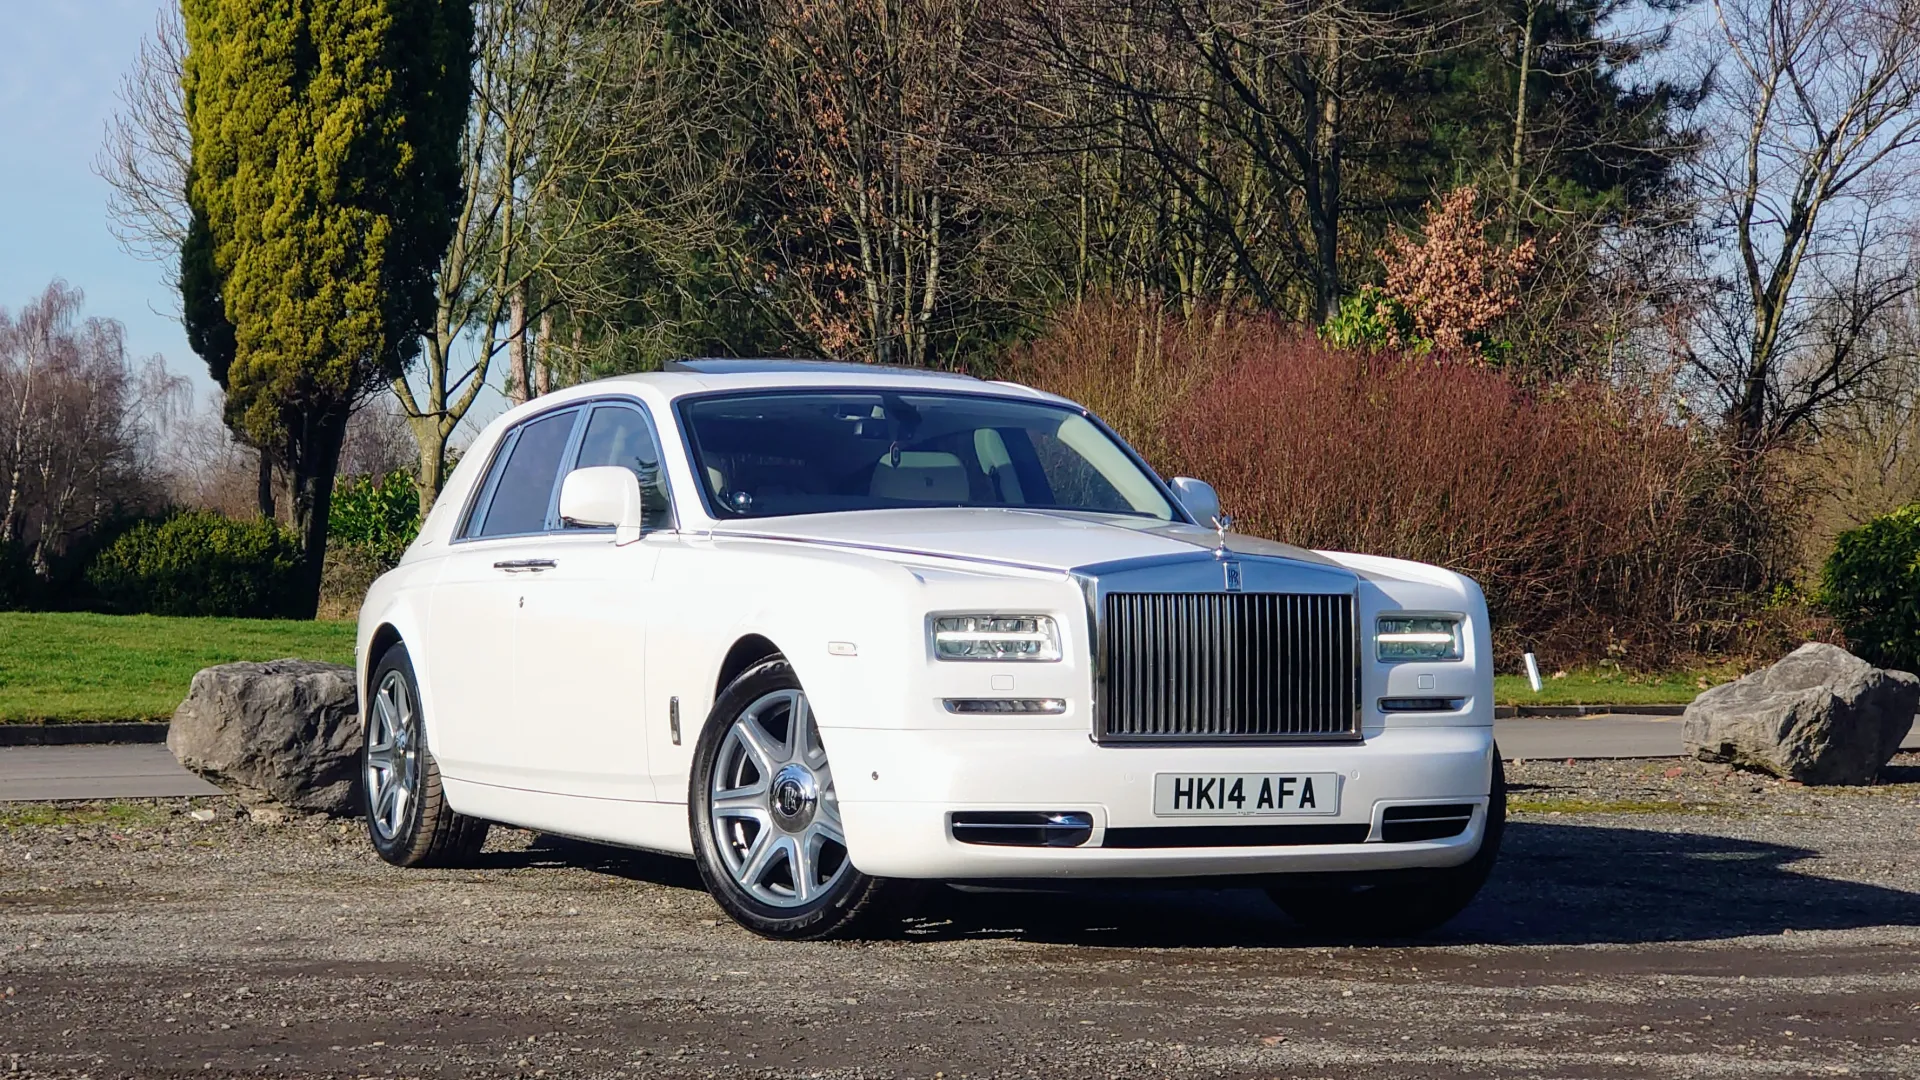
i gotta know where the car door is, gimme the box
[509,400,674,801]
[423,405,583,788]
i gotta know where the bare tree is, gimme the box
[95,8,287,516]
[397,0,743,506]
[339,395,420,479]
[391,0,587,509]
[96,9,190,288]
[754,0,1014,365]
[1015,0,1458,323]
[1798,286,1920,555]
[148,395,270,521]
[0,283,173,574]
[1690,0,1920,449]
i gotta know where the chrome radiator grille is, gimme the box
[1100,592,1359,741]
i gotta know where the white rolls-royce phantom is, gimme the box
[356,359,1503,939]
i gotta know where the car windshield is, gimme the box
[679,390,1178,521]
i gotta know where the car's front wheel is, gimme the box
[1266,751,1506,937]
[689,657,907,939]
[362,642,490,868]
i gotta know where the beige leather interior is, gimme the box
[870,451,970,502]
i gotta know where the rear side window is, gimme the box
[571,404,673,530]
[468,409,578,538]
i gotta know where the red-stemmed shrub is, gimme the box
[1010,299,1791,667]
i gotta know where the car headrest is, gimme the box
[870,451,969,503]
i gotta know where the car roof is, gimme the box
[662,357,979,379]
[571,358,1068,405]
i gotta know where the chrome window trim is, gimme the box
[558,398,681,536]
[454,394,681,545]
[455,404,585,543]
[455,424,523,541]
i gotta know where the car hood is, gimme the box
[706,507,1344,575]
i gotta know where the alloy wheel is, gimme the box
[708,688,849,908]
[364,668,421,841]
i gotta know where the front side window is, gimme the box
[679,391,1176,521]
[569,404,673,531]
[468,409,578,538]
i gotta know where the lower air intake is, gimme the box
[1101,823,1370,849]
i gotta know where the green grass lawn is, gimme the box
[1494,666,1737,707]
[0,612,356,723]
[0,608,1726,721]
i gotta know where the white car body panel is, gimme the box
[357,365,1497,876]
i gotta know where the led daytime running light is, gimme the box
[931,614,1062,661]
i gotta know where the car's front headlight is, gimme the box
[1376,615,1463,662]
[931,614,1062,661]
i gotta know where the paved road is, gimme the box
[1495,714,1690,760]
[0,743,220,801]
[1499,714,1920,759]
[2,717,1916,801]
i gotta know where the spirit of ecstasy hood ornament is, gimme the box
[1211,514,1241,589]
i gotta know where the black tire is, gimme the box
[362,642,490,868]
[1267,749,1506,937]
[688,657,910,940]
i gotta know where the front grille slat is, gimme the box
[1101,590,1357,742]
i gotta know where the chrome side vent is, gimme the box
[950,811,1093,847]
[1100,591,1359,743]
[1379,803,1475,843]
[1380,697,1463,713]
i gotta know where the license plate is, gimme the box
[1153,773,1341,817]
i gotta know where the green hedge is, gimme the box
[1820,503,1920,674]
[328,470,420,567]
[85,512,303,618]
[0,541,36,611]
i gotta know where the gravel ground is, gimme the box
[2,755,1918,1080]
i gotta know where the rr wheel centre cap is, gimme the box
[769,763,820,829]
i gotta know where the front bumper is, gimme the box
[826,723,1496,880]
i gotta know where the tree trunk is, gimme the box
[288,407,351,620]
[1506,1,1535,245]
[506,285,529,406]
[1312,19,1344,325]
[255,447,276,520]
[406,412,448,517]
[536,309,556,395]
[0,355,38,544]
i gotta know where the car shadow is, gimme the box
[904,821,1920,948]
[483,822,1920,949]
[1876,762,1920,785]
[1458,819,1920,948]
[475,833,708,892]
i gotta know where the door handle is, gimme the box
[493,559,556,572]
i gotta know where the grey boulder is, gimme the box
[1683,642,1917,785]
[168,659,362,814]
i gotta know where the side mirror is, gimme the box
[559,466,647,545]
[1169,477,1222,528]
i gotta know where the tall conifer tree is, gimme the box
[181,0,470,613]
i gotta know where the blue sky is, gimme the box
[0,0,210,400]
[0,1,509,436]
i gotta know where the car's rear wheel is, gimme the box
[363,642,490,868]
[689,657,907,939]
[1266,751,1506,937]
